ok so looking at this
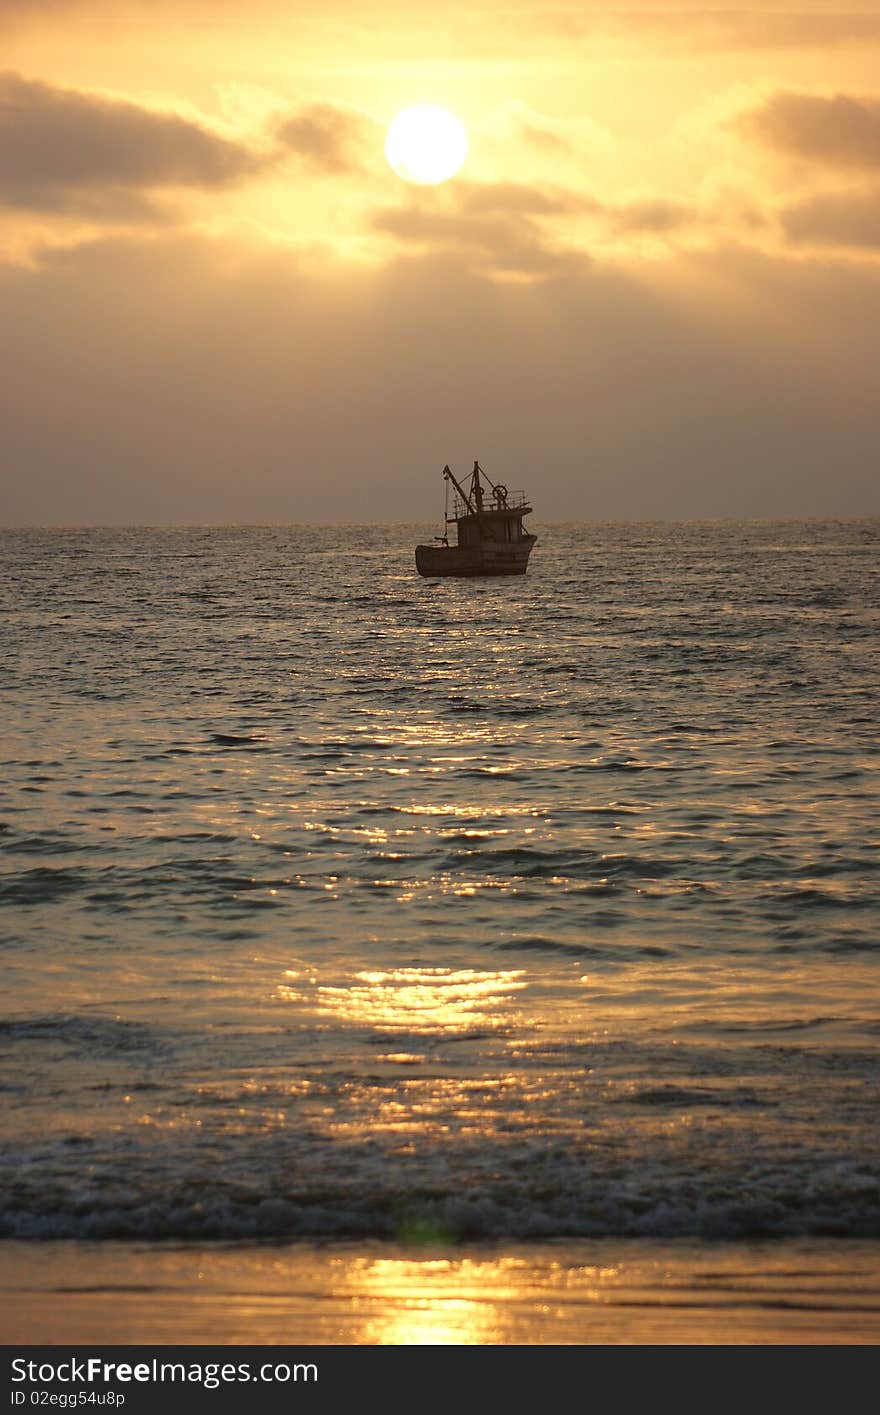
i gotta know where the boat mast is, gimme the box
[442,464,476,517]
[471,460,484,511]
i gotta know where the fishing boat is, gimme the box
[415,461,537,577]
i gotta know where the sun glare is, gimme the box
[385,105,468,185]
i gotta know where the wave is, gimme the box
[4,1186,879,1242]
[0,1014,166,1057]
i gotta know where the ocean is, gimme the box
[1,519,878,1341]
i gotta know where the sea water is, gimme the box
[1,520,878,1249]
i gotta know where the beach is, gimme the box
[4,1238,879,1345]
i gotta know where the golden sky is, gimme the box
[2,1,879,522]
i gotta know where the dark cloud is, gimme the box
[744,91,880,171]
[0,72,268,212]
[371,181,699,274]
[276,103,370,174]
[782,188,880,249]
[456,180,696,238]
[2,185,165,222]
[370,201,587,276]
[603,198,694,235]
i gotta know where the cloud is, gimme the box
[519,121,571,154]
[371,202,585,276]
[540,9,880,55]
[1,233,878,525]
[451,179,698,239]
[7,2,880,53]
[276,102,372,175]
[0,71,268,213]
[645,11,880,54]
[782,189,880,249]
[0,0,73,20]
[370,180,703,275]
[370,178,597,276]
[603,198,695,235]
[456,181,585,216]
[743,91,880,171]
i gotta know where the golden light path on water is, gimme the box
[274,966,533,1146]
[294,966,527,1032]
[5,1242,878,1345]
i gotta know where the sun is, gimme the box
[385,105,468,186]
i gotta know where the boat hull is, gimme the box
[415,538,536,578]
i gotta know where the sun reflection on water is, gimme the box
[278,966,527,1034]
[344,1254,625,1344]
[350,1257,510,1344]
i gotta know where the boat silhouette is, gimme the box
[415,461,537,577]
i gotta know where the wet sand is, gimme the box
[2,1238,878,1345]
